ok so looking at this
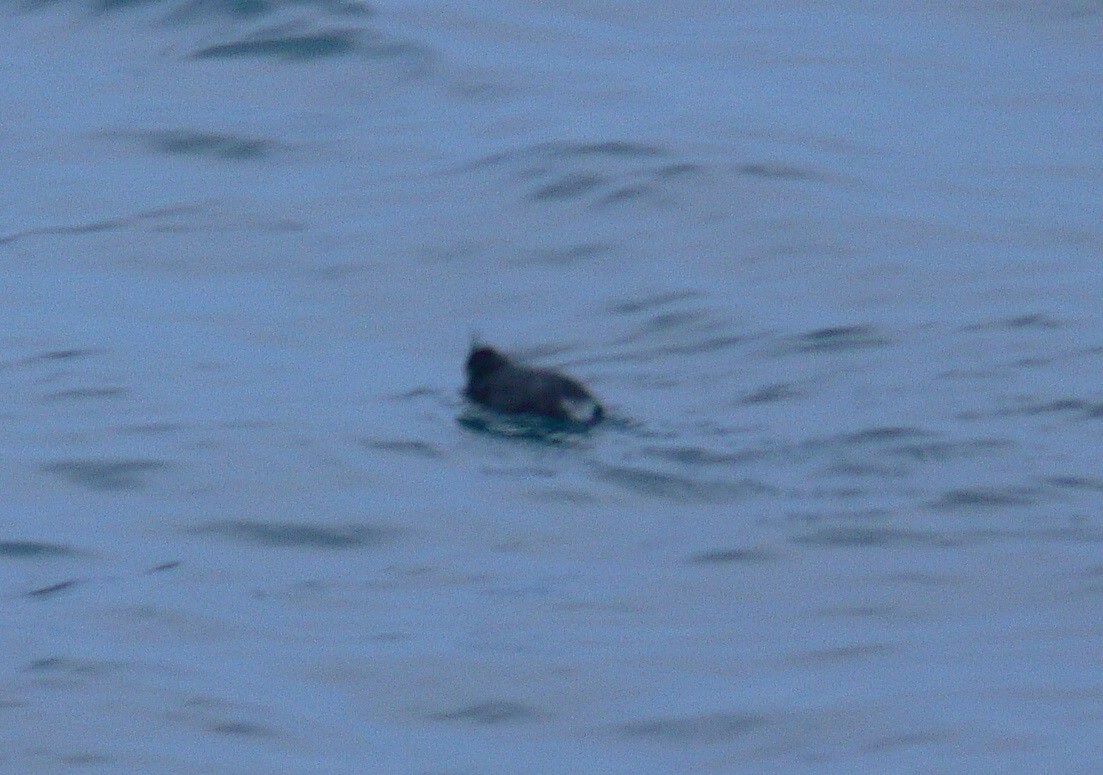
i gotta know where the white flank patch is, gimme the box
[561,396,601,425]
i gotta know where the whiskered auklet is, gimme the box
[464,345,604,426]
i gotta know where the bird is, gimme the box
[463,344,604,426]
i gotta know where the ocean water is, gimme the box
[1,1,1102,772]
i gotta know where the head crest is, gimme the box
[465,342,508,378]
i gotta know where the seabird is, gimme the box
[464,344,604,426]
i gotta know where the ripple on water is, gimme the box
[834,426,927,445]
[469,139,707,211]
[168,695,283,743]
[595,464,776,503]
[27,580,80,598]
[358,437,444,459]
[161,0,375,24]
[617,712,767,744]
[641,445,750,466]
[787,642,897,665]
[42,459,171,491]
[0,541,74,558]
[740,382,802,404]
[738,161,823,181]
[962,312,1064,331]
[193,31,357,59]
[430,700,539,725]
[192,29,421,61]
[41,387,127,403]
[192,519,392,549]
[208,720,278,739]
[687,547,779,565]
[1002,398,1103,420]
[791,526,973,549]
[525,486,599,505]
[25,655,133,680]
[886,438,1014,462]
[532,242,612,265]
[545,140,665,159]
[143,130,274,161]
[1047,476,1103,492]
[929,487,1038,510]
[32,348,94,362]
[781,324,891,355]
[608,289,703,315]
[531,173,606,201]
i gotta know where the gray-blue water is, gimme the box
[2,1,1102,772]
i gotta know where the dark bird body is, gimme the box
[464,345,604,426]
